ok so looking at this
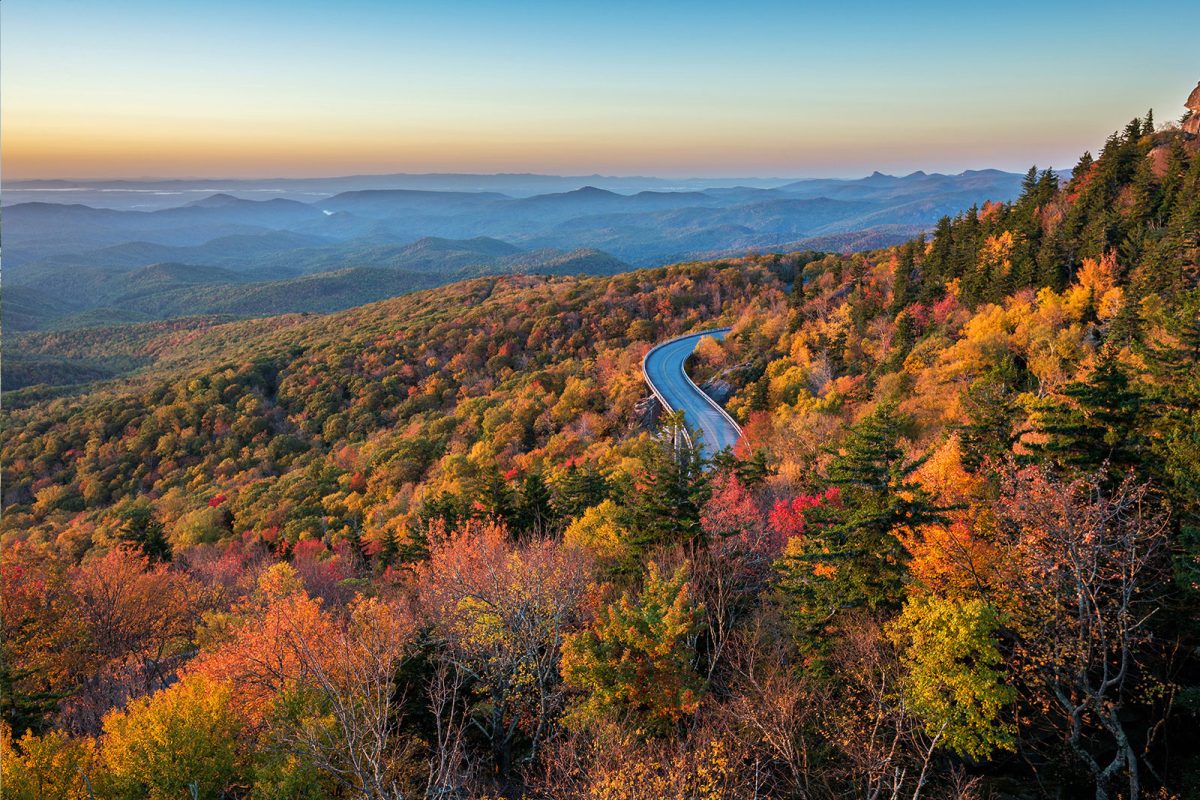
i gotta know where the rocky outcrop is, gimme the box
[634,395,661,432]
[1184,80,1200,136]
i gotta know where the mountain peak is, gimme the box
[187,193,243,208]
[570,186,618,196]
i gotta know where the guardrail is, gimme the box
[641,327,743,452]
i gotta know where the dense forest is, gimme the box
[2,105,1199,799]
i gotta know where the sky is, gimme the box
[3,0,1198,181]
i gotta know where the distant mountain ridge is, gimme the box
[3,168,1025,333]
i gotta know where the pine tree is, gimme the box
[780,403,944,638]
[553,462,610,520]
[478,468,518,529]
[1029,345,1146,477]
[889,241,916,314]
[957,374,1019,472]
[888,310,916,371]
[625,412,710,562]
[516,471,557,535]
[117,501,171,562]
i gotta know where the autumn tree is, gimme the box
[889,594,1015,760]
[995,467,1169,800]
[0,722,99,800]
[561,562,704,737]
[64,547,201,733]
[100,674,244,800]
[417,520,591,786]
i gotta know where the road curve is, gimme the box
[643,328,743,458]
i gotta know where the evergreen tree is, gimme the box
[780,403,944,639]
[889,241,916,313]
[553,462,610,521]
[888,310,916,371]
[516,470,557,535]
[1029,345,1146,477]
[417,491,463,531]
[1068,151,1094,193]
[478,467,518,529]
[789,267,806,310]
[0,650,62,737]
[625,412,710,563]
[919,216,954,302]
[747,373,770,413]
[957,374,1019,472]
[116,500,171,562]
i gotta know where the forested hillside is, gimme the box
[2,106,1199,799]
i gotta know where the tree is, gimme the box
[100,674,243,800]
[268,595,420,800]
[115,500,171,562]
[552,462,610,521]
[563,499,629,565]
[624,414,710,563]
[64,547,200,733]
[192,565,419,799]
[0,547,76,738]
[561,562,704,737]
[417,520,591,783]
[889,595,1015,760]
[779,403,943,638]
[995,467,1169,800]
[516,470,557,536]
[1,722,99,800]
[1028,344,1146,477]
[956,372,1020,471]
[889,241,917,314]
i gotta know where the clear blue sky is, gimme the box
[3,0,1197,179]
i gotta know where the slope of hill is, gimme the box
[2,238,631,333]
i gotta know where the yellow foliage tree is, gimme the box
[100,674,243,800]
[563,499,628,563]
[1,722,99,800]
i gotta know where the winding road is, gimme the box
[642,328,743,458]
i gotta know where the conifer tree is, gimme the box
[116,500,171,562]
[625,412,710,562]
[1029,345,1146,477]
[919,216,954,301]
[889,241,916,313]
[516,470,556,535]
[780,403,944,639]
[957,374,1019,472]
[553,462,610,521]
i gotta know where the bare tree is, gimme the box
[426,662,473,799]
[996,468,1170,800]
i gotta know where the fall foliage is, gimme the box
[2,103,1199,798]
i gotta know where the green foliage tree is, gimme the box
[889,594,1016,760]
[115,500,171,562]
[780,402,943,637]
[561,562,704,737]
[1029,344,1146,476]
[553,462,610,521]
[624,413,710,563]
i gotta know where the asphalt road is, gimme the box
[643,328,742,458]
